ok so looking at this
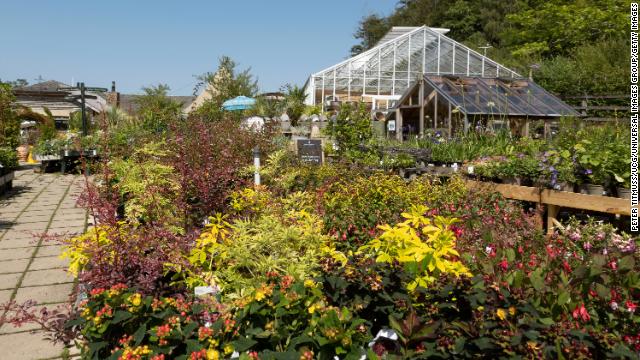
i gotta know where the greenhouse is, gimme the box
[304,26,521,111]
[389,75,579,139]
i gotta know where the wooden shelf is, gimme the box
[464,180,630,234]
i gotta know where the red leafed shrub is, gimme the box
[169,116,275,229]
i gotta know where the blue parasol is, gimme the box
[222,96,256,111]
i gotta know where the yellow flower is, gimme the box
[206,349,220,360]
[508,306,516,316]
[128,293,142,307]
[223,343,234,355]
[526,341,541,351]
[304,279,315,288]
[496,308,507,321]
[254,290,266,302]
[81,307,91,318]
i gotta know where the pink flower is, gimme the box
[596,232,605,241]
[498,258,509,271]
[626,301,637,313]
[609,260,617,271]
[572,303,591,322]
[610,301,619,311]
[583,242,592,251]
[569,232,581,241]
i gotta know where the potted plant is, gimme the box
[33,137,68,160]
[541,150,577,192]
[574,141,608,195]
[496,157,520,185]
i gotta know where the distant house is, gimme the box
[13,80,107,129]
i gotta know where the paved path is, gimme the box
[0,166,87,359]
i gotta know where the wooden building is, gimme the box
[389,75,579,139]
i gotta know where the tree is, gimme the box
[503,0,628,58]
[351,14,390,56]
[135,84,182,133]
[0,79,29,88]
[192,56,259,119]
[0,83,20,149]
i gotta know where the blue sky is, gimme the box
[0,1,396,95]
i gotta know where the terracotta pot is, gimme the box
[617,187,631,199]
[584,184,605,196]
[16,145,28,162]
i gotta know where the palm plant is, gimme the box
[281,84,307,126]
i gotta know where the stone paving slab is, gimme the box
[0,272,22,290]
[0,248,35,261]
[0,259,30,274]
[21,269,74,287]
[14,283,74,304]
[0,331,65,360]
[0,167,87,358]
[29,256,69,271]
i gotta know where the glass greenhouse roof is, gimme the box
[305,26,522,107]
[421,75,579,117]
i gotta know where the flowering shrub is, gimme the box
[322,174,467,250]
[359,205,470,291]
[176,190,330,298]
[232,273,371,358]
[72,284,237,360]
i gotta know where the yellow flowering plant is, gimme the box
[60,225,116,276]
[173,203,330,299]
[232,273,370,358]
[75,284,239,359]
[358,205,471,292]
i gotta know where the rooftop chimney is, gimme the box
[106,81,120,107]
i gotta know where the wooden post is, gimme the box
[547,204,560,235]
[433,92,438,129]
[396,108,403,141]
[419,80,424,137]
[448,102,452,136]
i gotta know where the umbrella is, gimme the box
[222,96,256,111]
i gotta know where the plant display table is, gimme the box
[464,180,630,234]
[0,169,14,195]
[60,149,98,174]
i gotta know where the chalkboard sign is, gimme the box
[297,139,323,165]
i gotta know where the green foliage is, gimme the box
[182,189,329,298]
[0,83,20,149]
[281,84,307,126]
[573,122,630,186]
[325,103,373,158]
[111,142,181,230]
[503,0,628,58]
[535,39,630,95]
[234,275,370,359]
[135,84,182,133]
[0,146,18,170]
[322,173,468,249]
